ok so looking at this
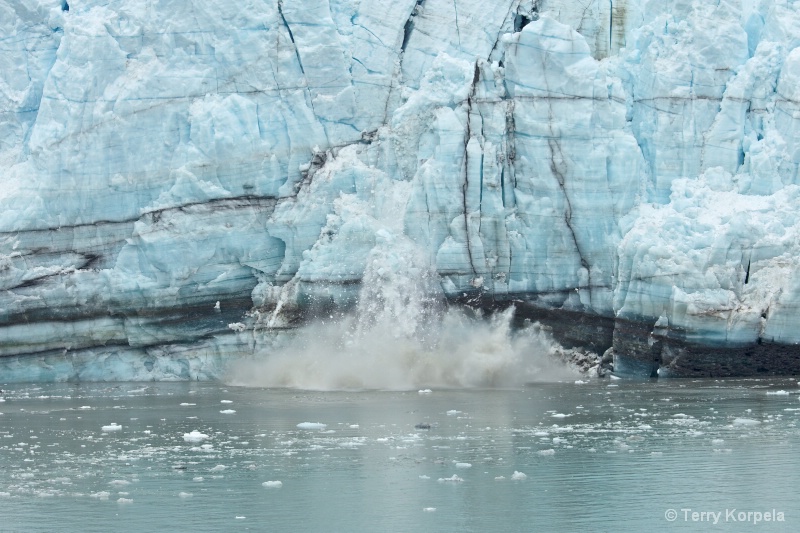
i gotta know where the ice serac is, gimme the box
[0,0,799,381]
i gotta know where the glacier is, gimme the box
[1,0,799,381]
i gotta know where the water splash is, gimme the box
[227,306,579,390]
[229,210,579,390]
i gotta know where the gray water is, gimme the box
[1,379,799,532]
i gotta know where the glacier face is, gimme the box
[1,0,800,380]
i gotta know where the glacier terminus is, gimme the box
[1,0,800,381]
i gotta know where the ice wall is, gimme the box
[1,0,799,380]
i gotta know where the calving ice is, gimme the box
[677,508,786,524]
[1,0,800,381]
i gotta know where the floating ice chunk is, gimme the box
[711,439,725,445]
[220,400,233,404]
[438,475,464,482]
[574,380,587,384]
[228,323,246,332]
[423,507,437,512]
[235,516,246,520]
[180,403,195,406]
[446,410,461,416]
[418,389,432,395]
[767,390,790,395]
[117,498,133,504]
[455,462,472,469]
[533,431,549,437]
[210,465,226,472]
[79,406,91,410]
[732,418,761,426]
[349,424,359,429]
[109,480,130,487]
[296,422,327,430]
[193,477,204,482]
[90,491,110,500]
[183,430,209,443]
[419,475,430,480]
[494,476,506,481]
[102,423,122,432]
[511,471,527,480]
[178,492,192,498]
[213,301,220,311]
[551,413,571,418]
[262,481,282,488]
[219,410,236,414]
[537,449,556,456]
[650,451,663,456]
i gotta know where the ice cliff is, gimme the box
[1,0,800,380]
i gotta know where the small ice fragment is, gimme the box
[511,471,527,480]
[193,477,204,482]
[180,403,195,406]
[446,410,461,416]
[262,481,283,488]
[537,449,556,456]
[235,516,246,520]
[101,423,121,432]
[711,439,725,445]
[551,413,570,418]
[116,498,133,504]
[349,424,359,429]
[214,301,220,310]
[419,475,430,480]
[423,507,437,512]
[79,406,91,410]
[574,380,587,384]
[228,322,246,332]
[733,418,761,426]
[220,410,236,414]
[494,476,506,481]
[296,422,327,430]
[90,491,110,500]
[210,465,226,472]
[109,480,130,487]
[178,492,192,498]
[418,389,432,395]
[220,400,233,404]
[767,390,789,395]
[438,475,464,482]
[455,462,472,469]
[183,430,209,443]
[650,451,663,456]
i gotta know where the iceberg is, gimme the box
[1,0,799,380]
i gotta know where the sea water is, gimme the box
[1,379,798,532]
